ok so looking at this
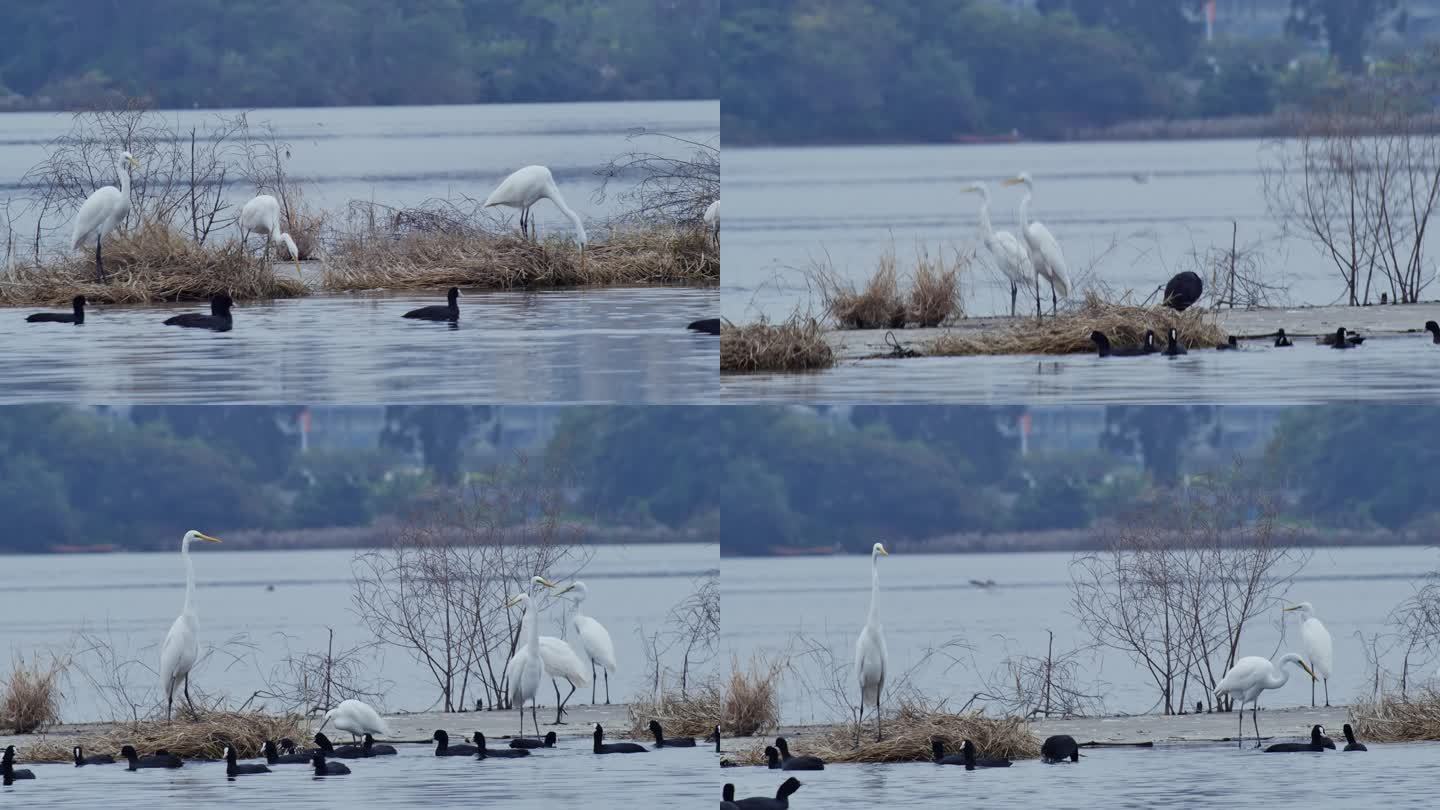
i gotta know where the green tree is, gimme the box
[1287,0,1399,74]
[1037,0,1204,71]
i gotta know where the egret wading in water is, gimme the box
[1002,173,1071,317]
[159,530,223,721]
[238,194,302,279]
[855,542,890,743]
[555,580,617,704]
[484,165,588,272]
[1284,602,1333,707]
[1214,653,1315,748]
[962,182,1035,318]
[73,151,140,282]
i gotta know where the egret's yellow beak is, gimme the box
[128,156,141,170]
[877,545,890,556]
[535,576,558,589]
[196,532,222,543]
[1001,177,1023,187]
[504,594,524,608]
[1298,660,1316,679]
[1283,605,1300,612]
[554,582,578,595]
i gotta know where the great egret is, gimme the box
[774,737,823,770]
[402,287,461,322]
[163,293,233,332]
[483,165,588,271]
[1162,327,1187,356]
[1213,653,1316,748]
[855,542,890,742]
[1275,329,1294,347]
[119,745,182,770]
[537,635,590,724]
[72,745,114,766]
[472,731,530,759]
[961,181,1034,318]
[1284,602,1334,707]
[1040,734,1080,763]
[1342,723,1367,751]
[704,199,720,248]
[555,580,617,704]
[735,777,803,809]
[506,581,557,738]
[1002,173,1071,316]
[159,529,222,721]
[26,295,86,324]
[592,723,647,754]
[224,744,271,776]
[1163,271,1203,311]
[72,150,139,282]
[317,698,392,743]
[238,194,301,279]
[309,752,350,776]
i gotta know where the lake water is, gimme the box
[3,737,712,809]
[721,740,1437,808]
[0,285,718,403]
[720,332,1440,403]
[0,101,719,403]
[722,139,1384,324]
[722,547,1436,723]
[0,544,718,723]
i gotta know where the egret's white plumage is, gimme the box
[72,151,140,282]
[239,194,301,278]
[317,699,392,743]
[158,529,222,721]
[556,580,617,704]
[1285,602,1334,707]
[1003,172,1071,316]
[484,165,587,271]
[703,199,720,248]
[962,182,1035,318]
[855,542,890,742]
[536,636,589,724]
[1214,653,1315,748]
[505,578,557,736]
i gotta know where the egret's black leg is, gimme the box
[1251,704,1261,748]
[560,683,575,722]
[184,675,195,718]
[531,702,539,737]
[1010,282,1018,318]
[875,692,882,742]
[604,670,610,704]
[1311,677,1316,708]
[1052,283,1058,315]
[1237,705,1243,749]
[1324,679,1330,708]
[550,680,564,725]
[95,236,105,282]
[591,661,597,704]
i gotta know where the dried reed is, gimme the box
[1351,691,1440,743]
[2,655,65,734]
[720,317,835,373]
[626,678,723,740]
[16,710,309,762]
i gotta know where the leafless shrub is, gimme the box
[594,131,718,226]
[350,455,590,713]
[244,629,392,716]
[2,654,66,733]
[1191,222,1286,309]
[973,631,1107,719]
[1070,462,1309,715]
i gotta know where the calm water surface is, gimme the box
[721,333,1440,403]
[3,738,712,808]
[722,741,1436,808]
[0,544,717,722]
[723,547,1436,722]
[724,139,1395,323]
[0,286,717,403]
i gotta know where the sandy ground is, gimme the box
[826,301,1440,362]
[0,703,640,753]
[719,705,1354,759]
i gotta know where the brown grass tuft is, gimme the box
[825,254,907,330]
[0,222,307,306]
[2,655,65,734]
[909,248,963,327]
[720,316,835,373]
[1351,691,1440,743]
[322,224,715,291]
[15,710,309,762]
[723,656,783,737]
[732,698,1040,765]
[926,291,1228,356]
[281,190,326,261]
[626,678,723,741]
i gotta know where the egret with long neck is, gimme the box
[962,182,1034,318]
[159,530,223,721]
[854,542,890,743]
[1214,653,1316,748]
[1003,172,1071,318]
[72,151,140,282]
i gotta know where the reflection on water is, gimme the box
[0,287,718,403]
[721,336,1440,403]
[721,741,1436,807]
[724,139,1338,323]
[722,547,1436,721]
[2,740,711,808]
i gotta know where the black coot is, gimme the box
[403,287,461,321]
[734,777,802,809]
[593,723,647,754]
[1041,734,1080,763]
[473,731,529,759]
[72,745,114,766]
[687,318,720,335]
[164,293,233,331]
[510,731,557,750]
[774,737,823,770]
[224,744,271,777]
[119,745,183,770]
[432,729,478,757]
[26,295,86,324]
[1163,271,1203,311]
[310,752,351,776]
[651,720,698,748]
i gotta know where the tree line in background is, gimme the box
[0,405,719,553]
[719,405,1440,555]
[0,0,718,110]
[723,0,1412,144]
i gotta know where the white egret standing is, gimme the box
[483,165,588,270]
[317,699,392,744]
[962,182,1035,318]
[855,542,890,742]
[158,530,222,721]
[505,578,556,737]
[703,199,720,249]
[72,151,140,282]
[239,194,301,279]
[556,581,617,704]
[1214,653,1316,748]
[1285,602,1334,707]
[1002,172,1071,317]
[509,576,589,724]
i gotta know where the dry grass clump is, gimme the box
[0,223,307,306]
[626,678,723,740]
[733,699,1039,765]
[720,316,835,373]
[927,291,1227,356]
[828,255,907,330]
[909,249,963,328]
[812,246,966,330]
[17,710,309,762]
[281,191,327,261]
[2,655,65,734]
[723,656,783,736]
[322,222,715,291]
[1350,691,1440,742]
